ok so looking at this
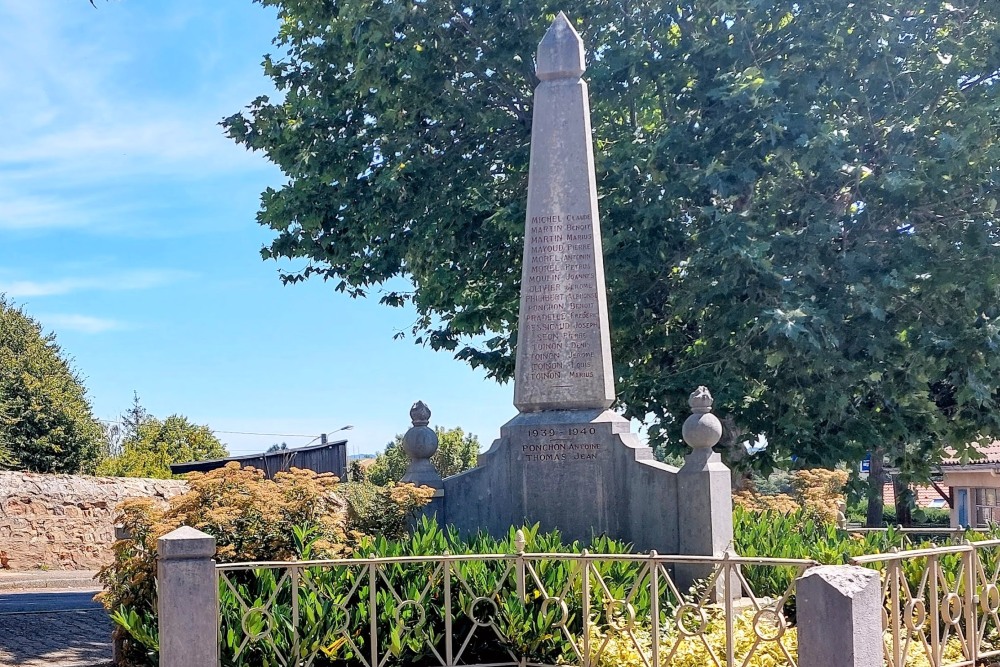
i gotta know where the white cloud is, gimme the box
[36,313,126,334]
[0,269,190,298]
[0,184,134,231]
[0,1,275,233]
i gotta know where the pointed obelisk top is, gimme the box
[514,13,615,412]
[536,12,585,81]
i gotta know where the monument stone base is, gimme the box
[442,410,679,553]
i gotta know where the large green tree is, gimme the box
[0,297,104,473]
[97,397,228,478]
[226,1,1000,488]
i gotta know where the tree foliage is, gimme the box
[365,427,480,486]
[97,402,228,479]
[226,0,1000,476]
[0,297,103,473]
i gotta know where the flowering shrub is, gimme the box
[97,462,431,666]
[735,468,849,522]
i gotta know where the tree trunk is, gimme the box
[866,448,886,527]
[893,474,914,527]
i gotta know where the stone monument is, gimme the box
[424,14,732,567]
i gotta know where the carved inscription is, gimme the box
[523,213,597,381]
[520,427,600,463]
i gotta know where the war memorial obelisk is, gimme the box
[441,14,732,559]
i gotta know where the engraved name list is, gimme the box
[523,212,598,383]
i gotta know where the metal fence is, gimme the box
[851,538,1000,667]
[216,547,815,667]
[845,527,968,549]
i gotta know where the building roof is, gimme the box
[169,439,348,476]
[941,441,1000,466]
[882,482,949,508]
[175,439,348,467]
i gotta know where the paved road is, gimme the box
[0,589,112,667]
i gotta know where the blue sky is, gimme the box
[0,1,514,457]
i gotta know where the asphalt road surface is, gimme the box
[0,589,112,667]
[0,590,103,614]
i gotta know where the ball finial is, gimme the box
[400,400,442,487]
[410,401,431,426]
[681,386,722,450]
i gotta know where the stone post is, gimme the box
[796,565,882,667]
[400,401,442,488]
[675,387,735,599]
[157,526,218,667]
[401,401,445,521]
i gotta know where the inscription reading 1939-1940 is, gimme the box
[523,213,598,383]
[519,426,600,463]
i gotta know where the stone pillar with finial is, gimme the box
[675,386,736,600]
[400,401,443,489]
[400,400,445,523]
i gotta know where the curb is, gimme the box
[0,571,100,592]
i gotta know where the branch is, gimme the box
[929,477,953,509]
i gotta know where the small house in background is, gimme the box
[941,442,1000,528]
[170,437,348,481]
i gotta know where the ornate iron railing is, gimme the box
[216,547,814,667]
[851,538,1000,667]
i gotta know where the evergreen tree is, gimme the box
[0,297,103,473]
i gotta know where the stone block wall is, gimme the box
[0,472,188,570]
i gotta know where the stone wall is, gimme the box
[0,472,188,570]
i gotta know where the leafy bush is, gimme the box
[912,506,951,527]
[216,518,645,667]
[340,480,435,540]
[96,413,228,479]
[846,500,951,528]
[881,504,897,526]
[734,506,907,565]
[98,462,430,666]
[589,607,796,667]
[104,492,977,667]
[587,608,965,667]
[732,506,974,603]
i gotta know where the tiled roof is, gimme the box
[941,441,1000,466]
[882,483,948,508]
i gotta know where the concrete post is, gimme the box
[796,565,882,667]
[675,387,736,600]
[157,526,218,667]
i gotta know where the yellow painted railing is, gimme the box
[852,538,1000,667]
